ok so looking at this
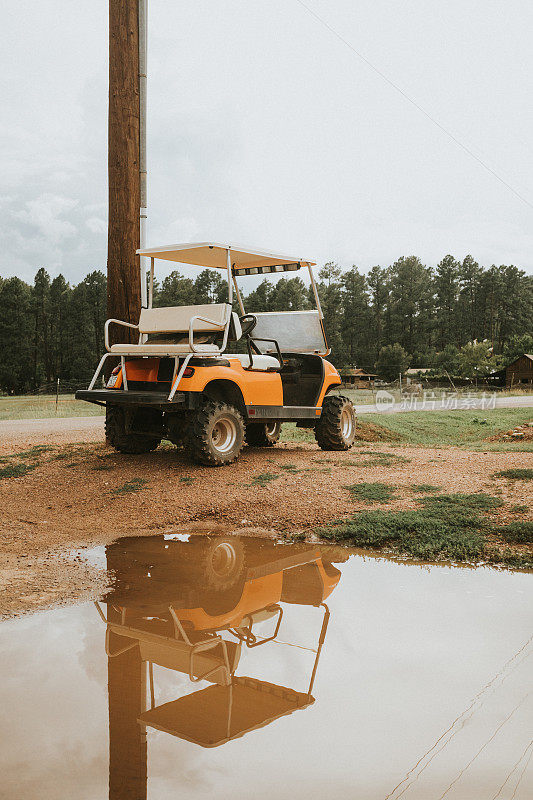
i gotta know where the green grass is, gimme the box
[316,492,525,566]
[417,492,503,511]
[491,551,533,570]
[493,468,533,480]
[251,472,279,487]
[344,482,397,504]
[509,504,528,514]
[179,475,195,484]
[360,409,533,448]
[0,462,37,479]
[346,450,411,467]
[280,424,314,443]
[498,521,533,544]
[281,410,532,450]
[0,444,59,478]
[112,478,148,494]
[0,394,104,420]
[410,484,441,493]
[10,445,55,459]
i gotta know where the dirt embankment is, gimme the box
[0,425,531,617]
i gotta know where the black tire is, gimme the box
[314,394,356,451]
[105,405,161,454]
[188,400,245,466]
[246,421,282,447]
[198,538,246,590]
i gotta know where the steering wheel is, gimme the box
[239,314,257,338]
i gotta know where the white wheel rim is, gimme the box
[265,423,278,436]
[211,543,237,576]
[211,416,238,454]
[340,407,354,440]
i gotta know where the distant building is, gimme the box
[405,368,432,377]
[491,354,533,387]
[340,367,376,388]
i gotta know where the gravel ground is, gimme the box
[0,424,531,617]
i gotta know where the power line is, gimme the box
[384,634,533,799]
[437,692,532,800]
[491,739,533,800]
[293,0,533,211]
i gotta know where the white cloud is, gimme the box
[15,194,78,245]
[85,217,107,235]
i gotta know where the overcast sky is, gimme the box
[2,0,533,285]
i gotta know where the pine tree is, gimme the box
[387,256,434,360]
[434,255,460,349]
[0,278,34,392]
[340,267,370,366]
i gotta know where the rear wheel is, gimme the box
[314,395,356,451]
[188,400,245,466]
[246,421,281,447]
[105,405,161,454]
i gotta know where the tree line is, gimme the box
[0,254,531,393]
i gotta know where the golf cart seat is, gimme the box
[105,303,234,355]
[105,619,240,686]
[231,353,281,370]
[138,675,314,748]
[139,638,241,686]
[109,342,220,355]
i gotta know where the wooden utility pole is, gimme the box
[107,0,141,346]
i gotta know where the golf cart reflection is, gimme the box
[97,535,345,753]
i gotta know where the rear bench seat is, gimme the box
[107,303,231,355]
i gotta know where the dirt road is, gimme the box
[1,393,531,447]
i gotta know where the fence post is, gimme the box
[55,378,59,414]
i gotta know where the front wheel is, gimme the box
[314,395,356,451]
[246,421,281,447]
[188,401,245,466]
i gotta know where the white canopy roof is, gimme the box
[137,242,315,273]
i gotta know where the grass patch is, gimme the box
[112,478,148,495]
[344,482,397,504]
[280,424,314,444]
[346,450,411,468]
[489,550,533,570]
[360,409,533,448]
[251,472,279,487]
[509,504,528,514]
[0,394,104,420]
[493,468,533,480]
[417,492,503,511]
[10,445,55,460]
[497,521,533,544]
[280,464,302,474]
[316,491,523,566]
[179,475,195,484]
[0,462,37,479]
[410,484,441,493]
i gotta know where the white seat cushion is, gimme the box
[230,354,281,370]
[110,343,220,355]
[138,304,230,334]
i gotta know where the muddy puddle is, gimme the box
[1,534,532,799]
